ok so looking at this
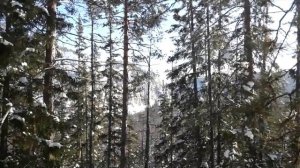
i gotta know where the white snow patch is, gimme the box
[40,7,49,16]
[21,48,36,57]
[10,114,25,124]
[45,140,63,148]
[11,0,22,7]
[96,125,103,130]
[33,97,46,108]
[15,9,26,18]
[0,36,13,46]
[245,127,254,140]
[6,102,13,107]
[174,139,184,145]
[26,48,35,52]
[268,154,277,160]
[241,61,249,68]
[53,115,60,122]
[242,85,252,92]
[21,62,28,67]
[201,162,209,168]
[247,81,254,88]
[224,149,230,158]
[61,92,67,98]
[19,77,28,84]
[230,129,239,134]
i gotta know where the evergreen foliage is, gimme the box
[0,0,299,167]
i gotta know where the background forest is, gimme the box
[1,0,300,167]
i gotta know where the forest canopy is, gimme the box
[0,0,300,167]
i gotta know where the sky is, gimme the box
[270,0,296,70]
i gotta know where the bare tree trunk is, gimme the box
[0,75,10,167]
[85,84,89,166]
[295,0,300,167]
[144,39,151,168]
[0,13,11,167]
[120,0,129,167]
[170,61,174,168]
[189,0,197,106]
[206,3,214,168]
[44,1,56,166]
[244,0,256,167]
[189,0,202,166]
[216,0,222,165]
[244,0,253,80]
[89,15,95,168]
[44,0,56,115]
[107,3,113,167]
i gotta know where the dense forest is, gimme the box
[0,0,300,167]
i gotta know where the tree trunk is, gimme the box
[89,15,95,168]
[216,0,222,165]
[189,1,202,166]
[44,1,56,166]
[244,0,253,81]
[107,3,113,167]
[170,61,174,168]
[207,3,214,168]
[0,12,11,167]
[44,0,56,115]
[0,75,10,167]
[244,0,257,167]
[120,0,129,167]
[295,0,300,167]
[144,39,151,168]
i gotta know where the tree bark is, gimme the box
[216,0,222,165]
[107,3,113,167]
[207,3,214,168]
[44,1,56,166]
[244,0,253,81]
[295,0,300,167]
[189,0,202,166]
[144,39,151,168]
[44,0,56,115]
[89,15,95,168]
[0,75,10,167]
[120,0,129,167]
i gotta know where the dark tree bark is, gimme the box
[295,0,300,167]
[216,0,222,165]
[89,15,95,168]
[0,75,10,167]
[244,0,253,81]
[144,40,151,168]
[0,12,11,167]
[244,0,257,166]
[120,0,129,167]
[189,0,202,166]
[107,3,113,167]
[44,0,56,115]
[44,1,56,166]
[189,0,197,105]
[207,3,214,168]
